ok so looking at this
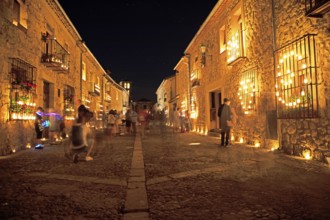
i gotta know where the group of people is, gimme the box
[34,107,66,148]
[34,97,236,163]
[172,108,192,133]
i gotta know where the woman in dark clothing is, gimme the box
[218,98,232,146]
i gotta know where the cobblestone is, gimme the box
[0,126,330,219]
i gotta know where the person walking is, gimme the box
[130,109,138,134]
[125,109,132,134]
[107,110,116,137]
[218,98,232,146]
[184,110,191,132]
[138,108,148,137]
[70,105,95,163]
[34,107,44,148]
[173,107,180,132]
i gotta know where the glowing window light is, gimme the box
[226,30,244,63]
[238,68,258,114]
[275,34,319,119]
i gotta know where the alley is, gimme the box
[1,126,330,220]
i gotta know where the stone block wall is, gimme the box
[274,1,330,158]
[0,0,123,155]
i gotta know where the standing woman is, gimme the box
[218,98,232,146]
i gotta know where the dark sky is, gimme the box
[57,0,218,101]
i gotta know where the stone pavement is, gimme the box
[0,126,330,219]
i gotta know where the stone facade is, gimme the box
[0,0,128,155]
[274,0,330,160]
[156,75,176,123]
[164,0,329,161]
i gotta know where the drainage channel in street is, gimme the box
[123,133,149,220]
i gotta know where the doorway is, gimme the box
[209,90,221,130]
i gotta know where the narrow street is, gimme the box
[1,125,330,220]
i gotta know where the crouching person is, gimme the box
[71,105,95,163]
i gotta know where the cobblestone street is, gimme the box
[1,126,330,220]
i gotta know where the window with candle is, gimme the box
[238,68,258,114]
[9,58,36,120]
[227,2,245,64]
[275,34,319,119]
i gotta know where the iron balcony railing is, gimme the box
[305,0,330,17]
[41,34,70,72]
[275,34,319,119]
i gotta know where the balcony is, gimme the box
[305,0,330,17]
[41,34,70,73]
[89,82,101,96]
[105,92,111,102]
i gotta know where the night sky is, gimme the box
[57,0,218,101]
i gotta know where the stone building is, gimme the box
[156,75,176,123]
[0,0,128,155]
[165,0,330,161]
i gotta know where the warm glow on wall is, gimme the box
[275,34,319,118]
[227,31,243,63]
[238,68,258,114]
[303,148,312,160]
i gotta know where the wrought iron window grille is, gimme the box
[9,58,36,90]
[238,68,258,114]
[275,34,319,119]
[9,58,36,120]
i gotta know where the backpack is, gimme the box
[71,124,84,146]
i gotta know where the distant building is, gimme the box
[119,80,132,102]
[134,98,154,113]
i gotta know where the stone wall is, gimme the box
[275,1,330,159]
[181,0,277,146]
[161,0,329,161]
[0,0,123,155]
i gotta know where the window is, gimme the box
[12,0,28,28]
[97,76,100,86]
[9,58,36,120]
[10,58,36,90]
[227,5,245,63]
[275,34,319,118]
[82,62,86,81]
[219,25,226,53]
[238,68,258,114]
[164,93,167,102]
[64,85,75,120]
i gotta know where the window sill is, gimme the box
[227,56,247,66]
